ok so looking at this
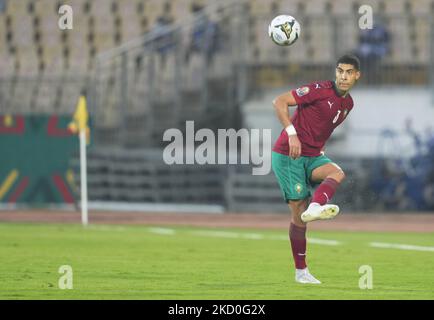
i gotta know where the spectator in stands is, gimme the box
[405,117,423,156]
[371,158,408,210]
[424,158,434,210]
[185,2,220,64]
[425,126,434,156]
[421,127,434,209]
[355,21,390,83]
[0,0,6,12]
[150,14,176,66]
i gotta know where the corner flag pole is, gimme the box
[79,125,88,226]
[69,95,90,227]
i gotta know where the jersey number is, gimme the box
[332,110,341,124]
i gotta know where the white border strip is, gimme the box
[87,201,224,214]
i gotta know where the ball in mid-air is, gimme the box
[268,15,301,46]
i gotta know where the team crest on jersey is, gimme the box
[295,183,303,194]
[296,87,309,97]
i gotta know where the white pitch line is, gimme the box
[268,235,341,246]
[370,242,434,252]
[148,227,176,235]
[191,230,264,240]
[308,238,341,246]
[87,225,127,232]
[243,233,265,240]
[191,230,340,245]
[191,230,240,238]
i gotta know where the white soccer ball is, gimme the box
[268,15,301,46]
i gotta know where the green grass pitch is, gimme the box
[0,223,433,299]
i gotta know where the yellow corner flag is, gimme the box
[69,95,90,226]
[68,95,90,144]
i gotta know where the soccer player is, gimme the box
[271,54,361,284]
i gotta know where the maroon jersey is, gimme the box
[272,80,354,157]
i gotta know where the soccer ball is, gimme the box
[268,15,301,46]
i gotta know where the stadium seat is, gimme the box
[95,35,116,52]
[145,0,167,26]
[39,11,59,35]
[0,13,5,45]
[208,51,232,79]
[35,81,58,113]
[330,0,354,14]
[337,18,359,55]
[62,0,85,13]
[250,18,277,64]
[11,81,35,113]
[34,0,57,15]
[0,53,15,76]
[0,78,13,110]
[278,0,300,13]
[412,18,430,64]
[386,18,412,64]
[303,0,331,15]
[352,0,380,13]
[93,14,116,50]
[5,0,27,15]
[89,0,110,14]
[183,53,205,91]
[382,0,407,15]
[41,29,61,49]
[42,45,65,75]
[16,49,40,77]
[59,80,84,113]
[172,0,191,23]
[309,17,334,63]
[119,3,144,41]
[247,0,274,17]
[66,34,86,57]
[410,0,434,14]
[10,10,33,46]
[66,46,90,74]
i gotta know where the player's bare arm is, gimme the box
[272,91,301,159]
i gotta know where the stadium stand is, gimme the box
[0,0,433,211]
[70,148,226,204]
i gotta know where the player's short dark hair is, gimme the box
[336,54,360,71]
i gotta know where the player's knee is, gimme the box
[335,170,346,183]
[289,199,307,210]
[288,200,307,225]
[328,169,345,183]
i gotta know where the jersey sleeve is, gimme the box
[291,83,322,106]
